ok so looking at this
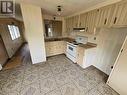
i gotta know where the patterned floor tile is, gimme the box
[97,82,119,95]
[40,76,58,94]
[24,67,32,75]
[37,63,50,70]
[60,82,80,95]
[20,82,41,95]
[2,78,22,93]
[51,65,65,75]
[23,72,39,85]
[45,89,62,95]
[9,69,24,79]
[39,68,53,79]
[88,88,102,95]
[0,48,119,95]
[54,71,70,87]
[73,77,94,94]
[66,68,83,79]
[8,91,20,95]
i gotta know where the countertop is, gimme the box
[45,37,75,42]
[78,42,97,49]
[45,37,97,49]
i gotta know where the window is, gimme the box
[8,25,20,40]
[48,27,53,37]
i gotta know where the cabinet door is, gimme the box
[111,1,127,27]
[70,17,74,32]
[80,13,88,28]
[45,41,65,57]
[73,15,79,28]
[77,46,84,65]
[65,18,72,35]
[68,18,71,33]
[96,5,114,28]
[65,18,69,35]
[86,10,98,34]
[122,2,127,26]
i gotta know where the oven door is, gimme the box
[67,44,77,57]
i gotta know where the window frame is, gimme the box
[7,25,21,40]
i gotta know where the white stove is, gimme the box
[66,36,88,63]
[66,42,78,63]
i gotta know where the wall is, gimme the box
[0,35,8,66]
[43,14,63,21]
[21,3,46,64]
[0,19,23,58]
[69,31,97,43]
[93,28,127,75]
[69,27,127,75]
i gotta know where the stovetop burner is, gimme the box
[72,41,79,45]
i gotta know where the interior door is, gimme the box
[107,37,127,95]
[0,35,8,66]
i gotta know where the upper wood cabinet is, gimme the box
[111,1,127,27]
[72,15,79,28]
[96,4,114,28]
[65,17,72,35]
[65,0,127,35]
[86,9,98,33]
[79,13,87,28]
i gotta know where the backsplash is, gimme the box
[68,29,100,44]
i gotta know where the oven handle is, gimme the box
[67,43,77,47]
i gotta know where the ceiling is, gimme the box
[16,0,119,17]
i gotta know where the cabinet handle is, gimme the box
[86,27,88,32]
[121,49,123,53]
[111,66,113,69]
[114,17,117,24]
[104,18,107,25]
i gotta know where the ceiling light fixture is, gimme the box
[57,6,62,15]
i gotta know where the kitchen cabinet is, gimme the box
[65,0,127,36]
[86,9,98,33]
[111,1,127,27]
[65,17,73,35]
[65,15,79,35]
[65,18,70,35]
[96,4,114,28]
[77,46,96,68]
[45,41,66,57]
[72,15,79,28]
[79,13,88,28]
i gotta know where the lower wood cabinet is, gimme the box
[45,41,66,57]
[77,46,96,68]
